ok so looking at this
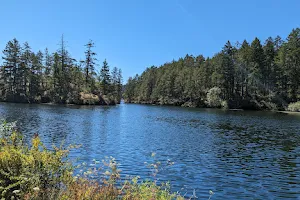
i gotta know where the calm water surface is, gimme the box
[0,102,300,199]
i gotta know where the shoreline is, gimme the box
[124,101,289,112]
[276,110,300,115]
[2,101,300,114]
[0,101,118,106]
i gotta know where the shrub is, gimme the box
[78,92,100,105]
[122,178,184,200]
[101,94,117,105]
[0,122,73,199]
[261,101,278,111]
[287,101,300,112]
[221,100,229,109]
[60,178,118,200]
[206,87,222,108]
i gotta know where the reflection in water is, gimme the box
[0,102,299,199]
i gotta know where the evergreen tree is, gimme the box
[2,38,22,99]
[117,68,123,102]
[0,37,122,105]
[43,48,53,92]
[100,59,110,95]
[83,40,97,90]
[250,38,266,95]
[285,28,300,101]
[124,28,300,109]
[263,37,276,95]
[29,51,43,99]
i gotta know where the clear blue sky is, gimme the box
[1,0,299,81]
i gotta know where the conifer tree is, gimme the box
[83,40,97,90]
[100,59,110,95]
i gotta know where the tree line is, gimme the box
[0,36,122,105]
[124,28,300,110]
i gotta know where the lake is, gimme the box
[0,102,299,199]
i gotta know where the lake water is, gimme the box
[0,102,300,199]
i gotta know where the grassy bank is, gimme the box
[0,121,206,200]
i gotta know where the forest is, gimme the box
[124,28,300,111]
[0,36,122,105]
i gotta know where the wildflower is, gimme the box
[33,187,40,192]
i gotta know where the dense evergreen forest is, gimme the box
[124,28,300,111]
[0,36,122,105]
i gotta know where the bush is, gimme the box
[101,95,117,105]
[287,101,300,112]
[221,100,229,109]
[261,101,278,111]
[78,92,100,105]
[0,122,73,199]
[206,87,222,108]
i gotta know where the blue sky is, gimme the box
[0,0,299,81]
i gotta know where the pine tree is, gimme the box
[100,59,110,95]
[83,40,97,90]
[2,38,22,99]
[43,48,53,92]
[57,35,75,102]
[29,51,43,99]
[263,37,276,96]
[117,68,123,102]
[111,67,118,95]
[285,28,300,101]
[221,41,235,100]
[250,38,266,95]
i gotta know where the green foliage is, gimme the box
[287,101,300,112]
[100,59,111,95]
[206,87,222,108]
[124,28,300,110]
[0,122,73,199]
[122,179,184,200]
[0,37,122,105]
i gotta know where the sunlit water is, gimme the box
[0,102,300,199]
